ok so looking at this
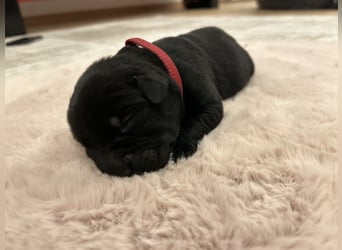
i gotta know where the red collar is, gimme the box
[125,38,183,97]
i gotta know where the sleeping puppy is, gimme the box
[67,27,254,177]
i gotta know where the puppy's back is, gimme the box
[181,27,254,99]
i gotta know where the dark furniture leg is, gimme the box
[184,0,218,9]
[5,0,26,37]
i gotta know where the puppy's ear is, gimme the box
[134,75,168,104]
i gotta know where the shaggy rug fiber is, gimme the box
[5,16,337,249]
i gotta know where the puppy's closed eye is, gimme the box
[122,114,133,126]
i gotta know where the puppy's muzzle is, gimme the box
[123,149,159,174]
[88,144,171,176]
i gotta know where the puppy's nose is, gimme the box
[123,149,169,175]
[142,149,158,161]
[136,149,159,173]
[123,154,134,163]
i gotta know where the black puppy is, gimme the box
[67,27,254,177]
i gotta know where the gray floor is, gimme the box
[5,15,337,102]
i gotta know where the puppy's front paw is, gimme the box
[172,136,198,161]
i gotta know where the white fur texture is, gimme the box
[5,18,337,249]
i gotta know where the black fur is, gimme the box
[67,27,254,177]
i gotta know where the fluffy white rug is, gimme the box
[5,16,338,249]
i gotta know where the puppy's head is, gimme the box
[67,56,183,176]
